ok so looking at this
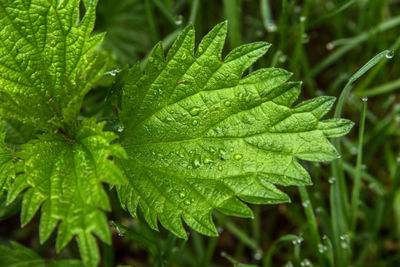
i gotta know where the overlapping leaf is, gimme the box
[0,241,83,267]
[117,22,353,238]
[7,120,126,266]
[0,122,20,193]
[0,0,105,133]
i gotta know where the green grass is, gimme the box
[1,0,400,266]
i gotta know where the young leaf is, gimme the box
[0,0,105,133]
[7,120,126,267]
[118,22,353,238]
[0,241,83,267]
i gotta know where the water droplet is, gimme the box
[166,117,173,122]
[302,33,310,43]
[340,234,350,249]
[362,97,368,102]
[300,16,307,22]
[292,236,304,245]
[184,199,191,205]
[106,69,121,76]
[209,147,216,153]
[192,155,201,169]
[300,259,311,267]
[204,157,213,164]
[175,15,183,25]
[217,165,223,171]
[198,47,203,54]
[224,100,231,107]
[192,120,198,126]
[179,191,186,199]
[181,52,187,60]
[233,154,243,160]
[386,50,394,59]
[318,243,328,253]
[189,107,201,116]
[284,262,294,267]
[253,251,262,260]
[245,95,251,103]
[329,177,336,184]
[267,22,277,32]
[326,42,335,50]
[361,164,366,170]
[302,200,310,207]
[217,227,224,233]
[279,54,287,63]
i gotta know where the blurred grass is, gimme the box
[1,0,400,266]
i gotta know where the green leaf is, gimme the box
[0,0,105,133]
[7,119,126,267]
[0,241,83,267]
[118,22,353,238]
[0,122,20,193]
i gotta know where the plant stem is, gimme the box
[350,99,367,232]
[299,186,324,266]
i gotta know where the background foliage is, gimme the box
[1,0,400,266]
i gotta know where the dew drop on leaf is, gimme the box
[203,157,213,164]
[326,42,335,50]
[267,22,277,32]
[302,200,310,207]
[279,54,287,63]
[318,243,327,253]
[181,52,187,60]
[184,199,191,205]
[198,47,203,54]
[192,155,201,169]
[233,154,243,160]
[224,100,231,107]
[179,191,186,199]
[192,120,198,126]
[175,15,183,25]
[217,165,223,171]
[189,107,201,116]
[386,50,394,59]
[300,259,311,267]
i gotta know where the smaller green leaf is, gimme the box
[0,122,21,193]
[0,241,83,267]
[7,119,126,267]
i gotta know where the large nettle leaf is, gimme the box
[0,0,105,133]
[118,22,353,238]
[0,1,125,266]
